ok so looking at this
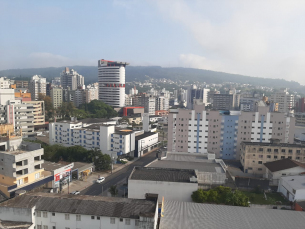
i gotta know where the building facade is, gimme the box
[212,93,240,110]
[29,75,46,101]
[240,142,305,175]
[271,88,294,113]
[98,59,128,107]
[167,105,295,160]
[0,77,11,89]
[50,87,63,109]
[60,67,84,90]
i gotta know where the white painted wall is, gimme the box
[128,180,198,202]
[278,177,305,201]
[0,206,35,223]
[266,167,305,186]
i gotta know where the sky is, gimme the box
[1,0,305,84]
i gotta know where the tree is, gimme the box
[109,185,118,197]
[94,154,112,171]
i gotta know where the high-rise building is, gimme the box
[167,104,295,160]
[50,87,63,109]
[85,83,99,103]
[0,77,11,89]
[187,85,210,109]
[98,59,129,107]
[29,75,46,100]
[296,98,305,113]
[212,93,240,110]
[271,88,294,113]
[60,67,84,90]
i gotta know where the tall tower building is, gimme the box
[29,75,46,100]
[98,59,129,107]
[60,67,84,90]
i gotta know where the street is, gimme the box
[80,149,158,196]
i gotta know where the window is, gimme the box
[267,155,271,158]
[52,227,56,229]
[274,149,278,152]
[65,214,70,220]
[97,216,100,220]
[43,226,48,229]
[267,148,271,152]
[43,212,48,218]
[258,161,262,164]
[288,156,292,159]
[274,156,278,159]
[110,218,115,224]
[135,220,140,226]
[36,211,41,217]
[120,218,123,222]
[76,215,81,221]
[289,150,293,153]
[37,226,42,229]
[91,216,95,220]
[281,156,285,159]
[65,228,70,229]
[281,149,286,153]
[259,148,263,151]
[258,168,262,171]
[297,150,301,154]
[125,219,131,225]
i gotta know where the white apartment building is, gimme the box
[125,94,133,106]
[29,75,46,100]
[85,83,99,103]
[60,67,84,90]
[49,119,135,157]
[0,77,11,89]
[0,193,158,229]
[156,96,169,111]
[271,88,294,113]
[98,59,129,107]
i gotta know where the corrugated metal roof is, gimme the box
[160,200,305,229]
[0,193,156,219]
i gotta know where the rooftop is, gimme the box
[135,132,158,141]
[147,160,224,173]
[0,193,156,219]
[264,159,305,172]
[0,220,32,229]
[242,141,305,148]
[114,128,134,135]
[130,167,197,183]
[79,118,112,124]
[160,200,305,229]
[42,161,73,171]
[280,175,305,190]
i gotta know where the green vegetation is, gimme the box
[39,143,111,171]
[191,186,249,207]
[109,185,118,197]
[242,191,290,205]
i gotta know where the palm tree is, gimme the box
[109,185,118,197]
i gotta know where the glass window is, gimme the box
[43,212,48,218]
[135,220,139,226]
[110,218,115,224]
[43,226,48,229]
[91,216,95,219]
[125,219,130,225]
[37,226,42,229]
[65,214,70,220]
[36,211,41,217]
[76,215,81,221]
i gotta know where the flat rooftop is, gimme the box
[242,141,305,148]
[130,167,197,183]
[148,160,224,173]
[135,132,158,141]
[0,193,156,219]
[42,161,72,171]
[280,175,305,190]
[160,200,305,229]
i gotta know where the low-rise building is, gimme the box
[264,159,305,186]
[240,141,305,176]
[134,132,159,157]
[0,192,158,229]
[278,175,305,202]
[126,115,142,125]
[128,167,198,202]
[149,115,162,123]
[0,140,51,198]
[159,200,305,229]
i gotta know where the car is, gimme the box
[70,191,80,195]
[96,177,105,183]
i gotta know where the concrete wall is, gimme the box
[0,206,34,223]
[266,167,305,186]
[128,180,198,202]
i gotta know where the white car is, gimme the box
[96,177,105,183]
[70,191,80,195]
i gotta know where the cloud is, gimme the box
[153,0,305,84]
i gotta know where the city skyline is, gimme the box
[1,1,305,84]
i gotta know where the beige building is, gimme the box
[240,140,305,176]
[127,116,142,125]
[50,87,63,109]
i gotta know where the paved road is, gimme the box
[80,150,158,196]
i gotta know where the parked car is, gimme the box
[96,177,105,183]
[70,191,80,195]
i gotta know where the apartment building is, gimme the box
[98,59,128,107]
[240,97,260,111]
[0,77,10,89]
[15,80,29,88]
[49,119,135,157]
[212,93,240,110]
[60,67,84,90]
[85,83,99,103]
[271,88,294,113]
[29,75,46,100]
[0,139,46,198]
[156,96,169,111]
[50,87,63,109]
[187,85,210,109]
[0,193,158,229]
[167,104,295,160]
[240,141,305,175]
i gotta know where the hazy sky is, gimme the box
[1,0,305,84]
